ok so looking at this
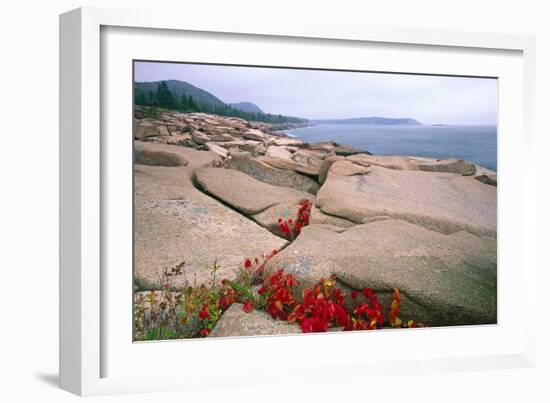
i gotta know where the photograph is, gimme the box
[132,61,497,341]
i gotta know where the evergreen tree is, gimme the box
[188,96,198,111]
[155,81,176,109]
[134,88,147,105]
[148,90,158,117]
[180,94,189,111]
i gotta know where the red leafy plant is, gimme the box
[251,267,422,333]
[278,199,312,240]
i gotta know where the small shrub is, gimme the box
[277,199,312,240]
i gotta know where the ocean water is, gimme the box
[286,124,497,171]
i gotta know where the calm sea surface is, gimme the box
[286,124,497,171]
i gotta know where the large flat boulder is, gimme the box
[142,133,193,146]
[292,149,324,169]
[309,141,364,156]
[317,162,496,237]
[265,145,293,160]
[318,155,345,184]
[195,167,312,216]
[346,154,420,170]
[242,128,267,141]
[209,303,300,337]
[226,155,320,194]
[157,126,170,136]
[346,154,477,176]
[134,142,189,167]
[205,142,229,159]
[205,133,234,142]
[191,131,210,145]
[328,160,371,177]
[418,158,477,176]
[202,125,236,136]
[272,138,306,147]
[216,139,263,154]
[309,205,356,229]
[134,165,287,288]
[135,141,221,171]
[134,121,162,139]
[259,156,320,177]
[264,221,497,326]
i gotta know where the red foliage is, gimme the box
[262,269,298,321]
[204,261,424,337]
[219,294,237,310]
[199,305,210,320]
[278,199,312,240]
[257,269,388,333]
[243,300,254,313]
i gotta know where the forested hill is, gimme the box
[134,80,306,124]
[135,80,226,106]
[230,102,264,114]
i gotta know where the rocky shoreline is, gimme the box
[133,110,497,334]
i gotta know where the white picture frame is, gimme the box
[59,6,537,396]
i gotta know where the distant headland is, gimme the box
[311,117,422,125]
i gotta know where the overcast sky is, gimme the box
[134,61,497,125]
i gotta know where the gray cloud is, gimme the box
[135,61,497,125]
